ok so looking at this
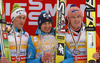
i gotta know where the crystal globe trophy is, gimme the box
[38,34,58,63]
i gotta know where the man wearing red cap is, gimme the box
[65,4,100,63]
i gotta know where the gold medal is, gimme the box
[73,47,80,55]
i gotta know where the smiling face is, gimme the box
[41,21,52,33]
[69,14,82,31]
[12,15,26,29]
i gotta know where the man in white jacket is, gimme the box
[0,4,29,63]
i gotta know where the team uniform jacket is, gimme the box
[8,27,29,63]
[65,23,100,63]
[26,27,74,63]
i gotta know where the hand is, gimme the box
[6,25,11,33]
[0,57,10,63]
[41,52,53,62]
[93,52,99,60]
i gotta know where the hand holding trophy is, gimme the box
[38,34,58,63]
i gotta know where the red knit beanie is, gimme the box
[67,4,83,22]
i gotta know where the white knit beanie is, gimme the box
[11,4,27,21]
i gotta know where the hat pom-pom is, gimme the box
[13,4,20,9]
[41,10,47,14]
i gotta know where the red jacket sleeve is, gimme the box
[96,33,100,52]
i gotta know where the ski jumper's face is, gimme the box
[69,15,82,31]
[41,21,52,33]
[13,15,26,29]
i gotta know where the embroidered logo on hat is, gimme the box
[38,12,53,29]
[19,12,21,14]
[43,13,51,18]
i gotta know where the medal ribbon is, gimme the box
[13,27,22,62]
[68,26,81,48]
